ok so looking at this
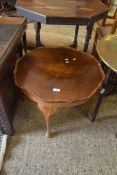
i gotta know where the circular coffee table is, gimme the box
[14,47,104,137]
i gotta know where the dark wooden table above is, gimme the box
[16,0,109,51]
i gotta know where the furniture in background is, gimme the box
[16,0,109,52]
[92,16,117,56]
[14,47,104,137]
[0,17,27,135]
[101,0,117,26]
[0,0,16,14]
[101,0,108,4]
[90,34,117,122]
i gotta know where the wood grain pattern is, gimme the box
[16,0,108,20]
[14,47,105,137]
[15,0,109,52]
[0,17,26,24]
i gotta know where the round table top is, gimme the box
[14,47,104,103]
[97,34,117,73]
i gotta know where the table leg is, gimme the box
[18,41,23,57]
[71,25,79,48]
[84,23,94,52]
[101,17,107,26]
[92,28,99,56]
[90,68,111,122]
[34,22,43,47]
[22,32,27,54]
[38,103,57,138]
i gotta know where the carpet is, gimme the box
[26,23,94,52]
[1,24,117,175]
[1,95,117,175]
[0,132,7,171]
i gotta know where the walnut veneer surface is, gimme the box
[14,47,105,137]
[16,0,109,51]
[16,0,108,21]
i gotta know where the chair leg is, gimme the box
[92,29,99,56]
[18,42,23,57]
[90,89,105,122]
[22,32,27,54]
[101,17,107,26]
[71,25,79,48]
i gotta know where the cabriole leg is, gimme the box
[38,103,57,138]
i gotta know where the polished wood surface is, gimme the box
[14,47,105,137]
[14,47,104,102]
[0,17,26,24]
[16,0,109,52]
[16,0,108,21]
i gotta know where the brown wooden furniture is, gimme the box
[16,0,109,52]
[92,16,117,57]
[14,47,104,137]
[91,17,117,121]
[102,0,117,26]
[0,17,27,135]
[90,34,117,122]
[101,0,108,4]
[0,0,16,15]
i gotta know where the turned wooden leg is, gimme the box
[84,22,94,52]
[71,25,79,48]
[89,69,111,122]
[38,103,57,138]
[87,91,99,122]
[34,22,43,47]
[22,32,27,54]
[92,28,99,56]
[102,17,106,26]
